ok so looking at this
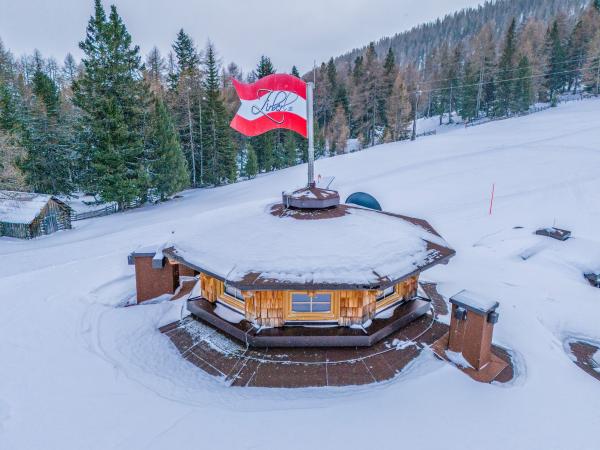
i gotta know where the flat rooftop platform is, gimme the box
[160,284,514,388]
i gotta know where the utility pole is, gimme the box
[411,86,421,141]
[307,82,315,185]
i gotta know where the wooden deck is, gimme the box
[160,284,514,388]
[187,296,431,347]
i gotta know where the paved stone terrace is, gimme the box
[568,339,600,382]
[160,285,514,388]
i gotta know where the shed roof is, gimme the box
[163,201,455,291]
[0,191,68,225]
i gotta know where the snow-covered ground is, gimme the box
[2,99,600,450]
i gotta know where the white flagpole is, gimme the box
[307,82,315,186]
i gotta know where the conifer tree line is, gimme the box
[309,1,600,148]
[1,0,600,201]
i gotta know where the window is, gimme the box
[225,285,245,302]
[292,292,332,313]
[376,285,396,302]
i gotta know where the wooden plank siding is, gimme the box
[200,273,224,303]
[0,198,71,239]
[197,273,420,328]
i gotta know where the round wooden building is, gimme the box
[130,185,455,347]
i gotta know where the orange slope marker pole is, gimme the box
[489,183,495,215]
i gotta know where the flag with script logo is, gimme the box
[230,74,308,138]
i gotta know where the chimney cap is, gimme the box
[450,290,499,315]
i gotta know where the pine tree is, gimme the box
[384,73,410,141]
[0,81,21,132]
[583,30,600,94]
[72,1,149,206]
[147,97,188,200]
[18,63,72,194]
[201,42,236,184]
[32,60,60,116]
[62,53,78,84]
[446,44,463,123]
[283,131,297,166]
[545,20,567,103]
[291,65,300,78]
[169,29,200,87]
[380,47,398,127]
[0,130,27,190]
[513,55,533,112]
[244,145,258,179]
[146,46,165,95]
[168,29,202,186]
[256,55,275,79]
[458,59,480,121]
[350,43,382,146]
[595,0,600,12]
[251,55,276,172]
[328,105,349,153]
[495,18,517,117]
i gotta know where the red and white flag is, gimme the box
[230,74,308,138]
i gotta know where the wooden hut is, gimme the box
[0,190,72,239]
[131,185,455,347]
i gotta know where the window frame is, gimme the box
[285,291,338,322]
[220,284,245,312]
[375,284,403,311]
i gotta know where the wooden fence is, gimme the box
[465,93,597,129]
[415,130,437,138]
[71,203,118,221]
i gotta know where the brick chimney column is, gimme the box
[448,290,500,370]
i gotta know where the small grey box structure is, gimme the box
[584,273,600,288]
[535,227,571,241]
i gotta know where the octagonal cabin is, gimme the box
[131,185,455,347]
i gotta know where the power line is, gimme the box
[333,63,600,111]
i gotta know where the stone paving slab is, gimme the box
[160,284,515,388]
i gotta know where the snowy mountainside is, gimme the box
[1,99,600,450]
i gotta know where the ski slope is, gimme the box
[1,99,600,450]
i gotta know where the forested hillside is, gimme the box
[336,0,590,68]
[0,0,599,205]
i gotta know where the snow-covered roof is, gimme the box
[164,201,454,290]
[0,191,57,225]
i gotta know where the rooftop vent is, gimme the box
[282,184,340,210]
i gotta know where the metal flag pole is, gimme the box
[307,82,315,186]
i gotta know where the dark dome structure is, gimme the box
[345,192,382,211]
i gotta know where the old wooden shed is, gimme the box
[0,190,72,239]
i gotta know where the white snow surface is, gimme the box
[0,190,53,224]
[446,350,474,369]
[213,303,245,324]
[2,100,600,449]
[451,289,499,312]
[170,203,447,286]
